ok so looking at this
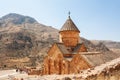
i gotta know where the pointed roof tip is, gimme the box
[59,13,80,33]
[68,11,71,19]
[68,15,70,19]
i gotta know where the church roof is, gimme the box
[56,43,83,54]
[56,43,69,54]
[60,16,80,32]
[79,51,118,66]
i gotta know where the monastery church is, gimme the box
[42,14,117,75]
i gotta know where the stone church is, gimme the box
[42,15,117,75]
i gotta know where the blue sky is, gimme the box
[0,0,120,41]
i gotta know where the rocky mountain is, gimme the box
[0,13,37,26]
[0,13,119,69]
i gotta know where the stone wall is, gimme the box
[70,53,91,74]
[42,53,92,75]
[59,31,79,47]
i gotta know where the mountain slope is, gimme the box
[81,38,110,52]
[0,13,59,68]
[99,40,120,49]
[91,40,120,56]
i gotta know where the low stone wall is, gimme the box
[83,64,120,80]
[67,57,120,80]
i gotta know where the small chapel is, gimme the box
[42,13,117,75]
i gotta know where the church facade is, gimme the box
[42,15,117,75]
[42,15,91,75]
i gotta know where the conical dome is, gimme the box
[60,16,80,32]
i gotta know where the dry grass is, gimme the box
[9,57,30,62]
[110,48,120,53]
